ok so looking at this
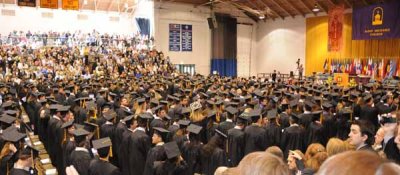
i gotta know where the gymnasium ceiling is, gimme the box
[1,0,393,20]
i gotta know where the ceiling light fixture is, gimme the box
[312,3,320,12]
[259,14,265,20]
[83,0,88,5]
[124,2,128,9]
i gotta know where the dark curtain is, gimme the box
[211,59,237,77]
[211,14,237,76]
[136,18,150,36]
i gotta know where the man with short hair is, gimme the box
[348,120,374,151]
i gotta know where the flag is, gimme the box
[323,59,328,70]
[388,59,397,78]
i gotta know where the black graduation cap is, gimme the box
[19,145,40,159]
[103,111,117,121]
[312,111,322,121]
[123,115,135,123]
[215,129,227,138]
[153,127,170,141]
[305,101,315,109]
[83,122,98,133]
[363,94,372,102]
[225,106,238,115]
[0,115,16,124]
[237,113,249,124]
[289,100,298,108]
[163,141,181,159]
[322,102,333,110]
[72,128,90,143]
[181,108,191,115]
[290,113,300,122]
[136,98,146,104]
[4,110,18,117]
[61,119,74,129]
[160,100,168,106]
[248,109,262,122]
[2,129,26,143]
[92,137,112,150]
[2,101,16,109]
[57,106,71,113]
[86,101,96,111]
[178,120,190,128]
[187,124,202,134]
[152,105,164,114]
[267,110,278,119]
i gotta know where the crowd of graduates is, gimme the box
[0,38,400,175]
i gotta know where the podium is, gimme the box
[334,73,349,87]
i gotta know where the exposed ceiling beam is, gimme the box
[107,0,114,11]
[256,0,284,20]
[316,1,328,13]
[247,0,274,20]
[299,0,317,16]
[285,0,305,17]
[270,0,294,18]
[343,0,352,8]
[326,0,336,6]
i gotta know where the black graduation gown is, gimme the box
[360,105,379,130]
[38,107,50,146]
[244,125,266,155]
[126,129,152,175]
[73,107,88,124]
[182,143,202,175]
[306,122,324,145]
[281,125,306,158]
[62,140,76,169]
[0,154,16,175]
[200,148,227,175]
[217,121,235,136]
[299,113,313,129]
[279,112,290,130]
[227,128,245,167]
[143,145,166,175]
[384,137,400,163]
[154,160,188,175]
[322,112,336,145]
[206,123,219,142]
[119,130,133,175]
[88,159,121,175]
[100,123,118,165]
[335,114,351,141]
[47,117,63,167]
[264,122,282,148]
[9,168,29,175]
[69,148,92,175]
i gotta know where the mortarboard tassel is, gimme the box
[96,126,100,139]
[62,129,67,146]
[109,145,113,158]
[320,113,323,124]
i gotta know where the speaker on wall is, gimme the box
[207,14,218,29]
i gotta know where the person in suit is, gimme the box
[348,120,374,151]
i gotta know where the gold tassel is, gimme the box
[94,111,97,119]
[109,145,113,158]
[216,112,220,123]
[320,113,323,123]
[96,126,100,139]
[62,129,67,145]
[6,162,9,175]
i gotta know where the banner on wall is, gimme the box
[328,5,344,52]
[181,24,192,52]
[41,0,58,9]
[62,0,79,10]
[169,24,181,52]
[352,1,400,40]
[18,0,36,7]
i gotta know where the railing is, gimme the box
[257,73,298,81]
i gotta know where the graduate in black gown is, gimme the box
[99,110,118,165]
[126,114,152,175]
[47,106,68,172]
[154,141,188,175]
[182,124,203,175]
[88,137,121,175]
[321,102,336,146]
[264,109,282,148]
[306,111,324,145]
[217,106,236,135]
[119,115,135,175]
[281,113,306,158]
[143,127,168,175]
[244,109,266,155]
[173,120,190,151]
[227,114,246,167]
[60,120,76,175]
[10,145,39,175]
[69,128,92,175]
[0,127,26,175]
[200,129,227,175]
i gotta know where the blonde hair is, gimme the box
[0,142,11,160]
[266,146,284,160]
[326,138,349,156]
[190,110,205,122]
[238,152,289,175]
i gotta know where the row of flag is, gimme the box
[323,58,400,79]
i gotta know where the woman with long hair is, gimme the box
[200,134,227,175]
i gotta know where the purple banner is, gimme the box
[181,24,192,52]
[352,1,400,40]
[169,24,181,52]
